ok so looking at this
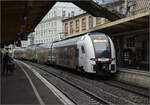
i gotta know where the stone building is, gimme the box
[63,13,110,38]
[33,2,84,44]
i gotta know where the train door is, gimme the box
[77,39,87,71]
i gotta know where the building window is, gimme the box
[46,23,48,28]
[65,23,68,34]
[71,11,75,17]
[54,22,56,27]
[70,21,73,34]
[51,12,53,17]
[54,30,56,34]
[96,17,101,26]
[89,16,93,29]
[82,18,86,31]
[49,13,51,18]
[68,13,70,17]
[51,22,53,27]
[75,20,79,32]
[55,22,57,27]
[126,37,135,47]
[54,11,56,17]
[62,11,65,17]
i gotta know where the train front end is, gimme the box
[89,34,116,75]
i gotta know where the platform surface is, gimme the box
[115,67,150,89]
[1,61,64,105]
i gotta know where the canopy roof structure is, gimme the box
[1,0,123,44]
[1,1,56,44]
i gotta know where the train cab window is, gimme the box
[90,34,111,58]
[81,46,85,54]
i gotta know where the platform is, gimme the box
[115,68,150,89]
[1,61,64,105]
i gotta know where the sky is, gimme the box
[53,2,79,8]
[53,1,115,8]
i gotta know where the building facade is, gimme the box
[63,13,110,38]
[127,0,149,16]
[93,0,150,16]
[21,32,35,47]
[34,3,84,44]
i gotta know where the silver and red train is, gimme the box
[14,32,117,75]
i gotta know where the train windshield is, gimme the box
[90,34,111,58]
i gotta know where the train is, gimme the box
[13,47,26,59]
[14,32,117,76]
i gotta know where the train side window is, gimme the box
[81,46,85,54]
[75,48,79,57]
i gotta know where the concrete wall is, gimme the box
[115,68,150,89]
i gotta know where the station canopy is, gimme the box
[1,1,56,44]
[93,11,149,37]
[1,0,123,45]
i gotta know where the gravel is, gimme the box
[30,64,104,105]
[25,61,149,105]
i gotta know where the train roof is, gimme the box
[53,36,80,47]
[52,32,107,47]
[38,42,53,48]
[28,44,40,47]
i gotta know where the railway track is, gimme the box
[24,61,111,105]
[29,61,149,98]
[23,61,149,105]
[103,80,149,98]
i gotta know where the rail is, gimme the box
[25,61,148,105]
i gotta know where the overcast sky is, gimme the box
[54,2,79,8]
